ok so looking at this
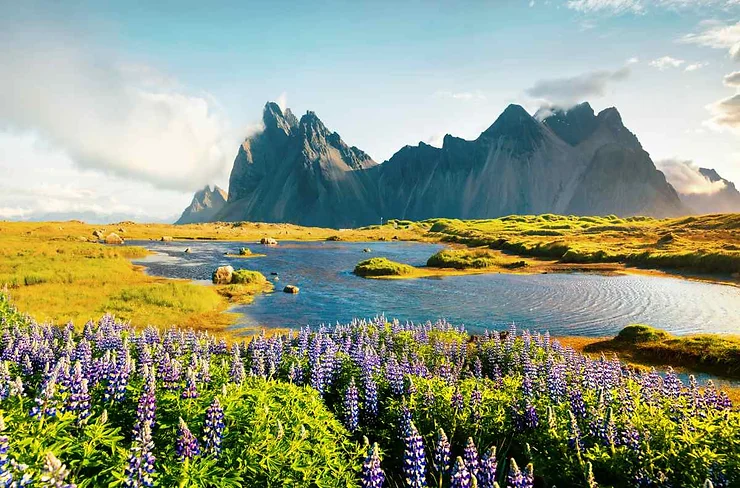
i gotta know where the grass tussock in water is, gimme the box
[585,324,740,379]
[353,257,415,277]
[427,248,528,269]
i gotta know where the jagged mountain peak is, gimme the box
[699,168,723,183]
[479,104,544,153]
[175,184,228,224]
[542,102,598,146]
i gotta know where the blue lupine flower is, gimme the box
[463,437,480,480]
[479,447,497,488]
[343,377,359,433]
[507,459,533,488]
[432,428,451,476]
[203,397,225,458]
[403,422,427,487]
[361,442,385,488]
[450,457,472,488]
[175,418,200,461]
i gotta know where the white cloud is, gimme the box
[657,159,727,195]
[724,71,740,86]
[706,93,740,132]
[567,0,740,14]
[650,56,685,69]
[681,20,740,60]
[627,57,640,64]
[435,91,487,101]
[525,66,630,107]
[0,28,238,193]
[685,62,709,71]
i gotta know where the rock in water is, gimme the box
[161,236,173,242]
[212,266,234,284]
[105,233,124,245]
[176,185,228,224]
[260,237,278,246]
[283,285,299,294]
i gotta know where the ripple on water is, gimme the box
[128,240,740,337]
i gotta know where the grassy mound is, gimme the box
[427,248,527,269]
[353,257,415,277]
[231,269,267,284]
[616,324,672,343]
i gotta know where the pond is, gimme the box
[128,240,740,338]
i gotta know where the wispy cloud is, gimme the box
[525,66,630,107]
[435,91,487,101]
[567,0,740,15]
[650,56,686,69]
[685,62,709,71]
[724,71,740,87]
[706,93,740,132]
[656,159,727,195]
[681,20,740,60]
[0,27,238,193]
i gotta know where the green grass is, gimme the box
[427,248,527,269]
[585,324,740,379]
[353,257,415,277]
[231,269,267,284]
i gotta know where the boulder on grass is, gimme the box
[161,236,173,242]
[212,265,234,284]
[92,229,104,239]
[283,285,299,294]
[105,233,124,245]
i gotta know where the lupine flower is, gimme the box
[39,452,75,488]
[124,423,156,488]
[361,442,385,488]
[463,437,480,480]
[403,422,427,488]
[343,377,359,433]
[0,430,10,487]
[470,387,482,423]
[450,457,472,488]
[230,345,245,384]
[362,372,378,420]
[432,428,451,475]
[479,447,498,488]
[175,418,200,461]
[203,398,225,458]
[181,368,198,399]
[507,459,533,488]
[65,362,91,424]
[451,387,464,411]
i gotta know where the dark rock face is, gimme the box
[679,168,740,214]
[176,185,228,224]
[212,101,686,227]
[217,102,379,228]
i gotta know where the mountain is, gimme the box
[215,102,380,227]
[201,101,686,228]
[678,168,740,214]
[175,185,228,224]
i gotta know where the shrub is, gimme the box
[353,257,415,277]
[231,269,266,284]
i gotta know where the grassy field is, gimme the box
[419,213,740,278]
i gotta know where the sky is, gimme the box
[1,0,740,222]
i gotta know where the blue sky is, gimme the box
[1,0,739,221]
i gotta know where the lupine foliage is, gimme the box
[0,293,738,487]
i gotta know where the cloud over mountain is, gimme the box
[525,67,630,107]
[656,159,727,194]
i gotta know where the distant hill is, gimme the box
[175,185,228,224]
[678,168,740,214]
[178,101,688,227]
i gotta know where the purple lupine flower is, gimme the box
[386,358,404,396]
[450,457,472,488]
[451,388,464,411]
[567,410,582,451]
[569,389,586,418]
[124,423,156,488]
[506,459,533,488]
[203,397,225,458]
[230,344,245,384]
[175,418,200,461]
[479,447,498,488]
[65,362,91,425]
[403,422,427,487]
[432,428,451,475]
[343,377,360,433]
[133,373,157,438]
[473,357,483,379]
[361,442,385,488]
[463,437,480,480]
[30,364,60,420]
[181,368,198,399]
[362,372,378,420]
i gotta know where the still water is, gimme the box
[128,240,740,337]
